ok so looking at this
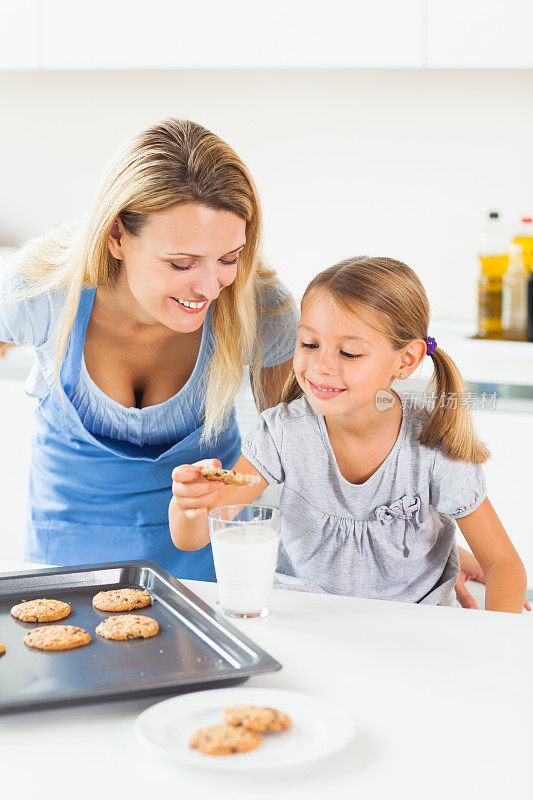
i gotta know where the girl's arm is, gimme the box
[169,455,268,551]
[456,497,527,613]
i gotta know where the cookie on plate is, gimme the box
[10,598,71,623]
[92,588,152,612]
[200,467,261,487]
[0,642,5,656]
[188,724,262,755]
[224,705,292,733]
[95,614,159,640]
[24,625,91,651]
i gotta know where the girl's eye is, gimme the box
[300,342,361,359]
[219,257,239,266]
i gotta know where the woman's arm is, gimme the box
[250,357,293,412]
[456,497,527,613]
[169,455,268,551]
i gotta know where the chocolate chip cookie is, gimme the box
[92,589,152,612]
[24,625,91,651]
[11,598,71,623]
[95,614,159,640]
[224,705,292,732]
[200,467,261,487]
[189,724,262,755]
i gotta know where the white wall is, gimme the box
[1,69,533,320]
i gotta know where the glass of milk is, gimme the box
[208,505,281,619]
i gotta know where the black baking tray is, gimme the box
[0,559,282,714]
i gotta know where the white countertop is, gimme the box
[0,560,531,799]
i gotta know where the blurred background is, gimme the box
[1,1,532,588]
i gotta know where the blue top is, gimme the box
[0,269,299,580]
[0,270,299,451]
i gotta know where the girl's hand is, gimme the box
[456,546,531,611]
[171,459,225,522]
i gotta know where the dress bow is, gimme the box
[375,495,421,557]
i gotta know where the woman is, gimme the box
[0,119,297,580]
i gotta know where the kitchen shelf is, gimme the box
[407,320,533,389]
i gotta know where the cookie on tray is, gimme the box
[224,705,292,733]
[0,642,5,656]
[10,598,71,623]
[24,625,91,651]
[92,588,152,612]
[188,724,262,755]
[95,614,159,640]
[200,466,261,487]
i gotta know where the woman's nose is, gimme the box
[194,265,221,300]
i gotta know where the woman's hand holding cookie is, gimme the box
[171,459,225,521]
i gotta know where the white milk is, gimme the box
[211,526,279,614]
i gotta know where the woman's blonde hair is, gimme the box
[10,118,282,441]
[281,256,489,464]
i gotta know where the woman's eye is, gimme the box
[169,257,238,270]
[340,351,362,359]
[169,262,193,272]
[300,342,318,349]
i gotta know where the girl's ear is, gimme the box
[396,339,426,379]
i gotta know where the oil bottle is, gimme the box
[512,217,533,273]
[528,266,533,341]
[502,243,527,341]
[477,211,509,340]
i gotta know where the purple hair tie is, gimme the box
[425,337,437,356]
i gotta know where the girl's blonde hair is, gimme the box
[9,118,281,442]
[281,256,489,464]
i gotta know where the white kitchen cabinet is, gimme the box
[465,407,533,581]
[2,0,533,71]
[0,0,40,69]
[40,0,425,69]
[427,0,533,68]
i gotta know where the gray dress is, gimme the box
[242,392,487,605]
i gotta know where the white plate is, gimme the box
[135,686,356,771]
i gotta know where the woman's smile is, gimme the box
[170,296,209,314]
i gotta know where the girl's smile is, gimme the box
[306,379,346,399]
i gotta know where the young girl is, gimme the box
[170,256,527,612]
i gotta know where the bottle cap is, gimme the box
[489,211,500,219]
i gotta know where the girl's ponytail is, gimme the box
[419,346,490,464]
